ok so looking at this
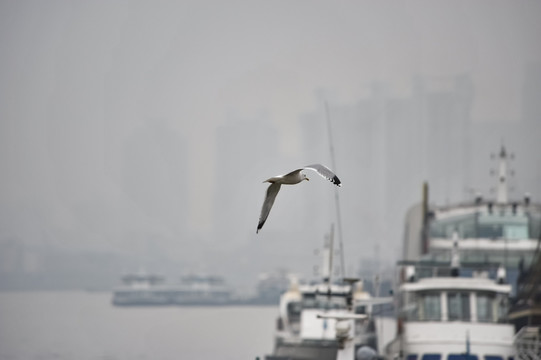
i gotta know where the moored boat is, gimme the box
[267,230,392,360]
[386,239,515,359]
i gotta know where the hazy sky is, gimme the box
[1,1,541,287]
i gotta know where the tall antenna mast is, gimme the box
[496,145,509,204]
[322,224,335,284]
[325,101,346,278]
[490,144,513,204]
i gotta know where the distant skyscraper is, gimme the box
[297,76,476,269]
[298,91,390,269]
[423,75,474,204]
[121,119,189,236]
[213,117,282,242]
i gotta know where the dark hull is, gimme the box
[269,339,340,360]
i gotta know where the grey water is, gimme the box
[0,292,277,360]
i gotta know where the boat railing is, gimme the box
[397,260,503,282]
[514,326,541,360]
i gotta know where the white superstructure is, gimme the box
[272,280,378,360]
[402,146,541,311]
[386,260,516,359]
[269,231,392,360]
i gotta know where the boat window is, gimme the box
[402,291,441,321]
[422,293,441,321]
[429,213,476,239]
[478,213,528,240]
[484,356,503,360]
[476,292,494,322]
[447,292,470,321]
[529,213,541,240]
[407,355,418,360]
[287,301,301,322]
[429,210,537,240]
[476,292,508,323]
[302,296,316,308]
[355,305,366,315]
[301,293,346,310]
[422,354,441,360]
[497,293,509,322]
[401,291,419,321]
[448,355,478,360]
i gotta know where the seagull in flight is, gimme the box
[256,164,341,233]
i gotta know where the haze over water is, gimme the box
[0,292,277,360]
[1,2,541,357]
[2,0,540,293]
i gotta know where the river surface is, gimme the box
[0,291,396,360]
[0,291,277,360]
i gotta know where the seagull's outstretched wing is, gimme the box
[304,164,342,187]
[257,183,282,233]
[282,168,303,179]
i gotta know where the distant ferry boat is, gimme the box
[112,272,232,306]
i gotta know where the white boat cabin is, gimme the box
[388,268,516,360]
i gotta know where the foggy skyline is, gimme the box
[1,1,541,291]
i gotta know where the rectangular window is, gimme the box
[422,354,441,360]
[484,356,503,360]
[476,293,494,322]
[429,213,476,239]
[401,291,419,321]
[449,355,478,360]
[447,292,470,321]
[478,213,528,240]
[422,293,441,321]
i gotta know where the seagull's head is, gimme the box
[302,173,309,182]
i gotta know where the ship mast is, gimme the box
[322,224,335,284]
[496,145,509,204]
[325,102,346,278]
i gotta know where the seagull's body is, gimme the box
[256,164,341,233]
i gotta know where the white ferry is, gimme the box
[396,146,541,358]
[112,272,232,306]
[403,146,541,296]
[268,232,392,360]
[112,272,170,306]
[386,239,515,359]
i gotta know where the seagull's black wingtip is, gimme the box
[332,176,342,187]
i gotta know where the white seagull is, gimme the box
[256,164,341,233]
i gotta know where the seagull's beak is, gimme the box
[306,177,310,181]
